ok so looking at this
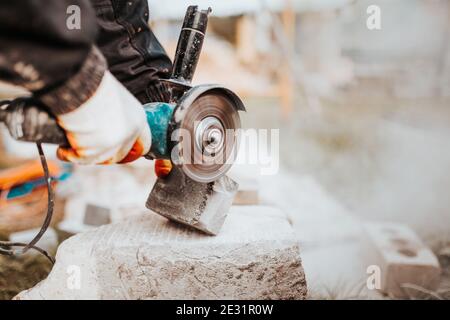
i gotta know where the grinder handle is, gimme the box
[0,99,69,146]
[171,6,211,83]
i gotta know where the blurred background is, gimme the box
[1,0,449,299]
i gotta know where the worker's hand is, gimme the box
[56,71,151,164]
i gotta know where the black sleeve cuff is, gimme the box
[38,46,106,115]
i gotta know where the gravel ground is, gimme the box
[0,253,53,300]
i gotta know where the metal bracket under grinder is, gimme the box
[146,6,240,235]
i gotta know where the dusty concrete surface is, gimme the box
[16,206,307,300]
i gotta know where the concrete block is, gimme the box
[16,206,307,300]
[83,204,111,226]
[228,161,260,206]
[147,166,238,235]
[364,222,441,298]
[233,189,259,205]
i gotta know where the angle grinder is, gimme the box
[0,6,245,235]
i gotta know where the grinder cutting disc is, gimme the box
[172,92,241,183]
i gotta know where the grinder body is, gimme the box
[143,6,244,234]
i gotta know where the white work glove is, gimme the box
[56,71,151,164]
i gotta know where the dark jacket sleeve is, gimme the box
[92,0,173,103]
[0,0,107,115]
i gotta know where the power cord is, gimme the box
[0,100,56,265]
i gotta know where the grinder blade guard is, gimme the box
[146,6,245,235]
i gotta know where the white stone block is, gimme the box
[16,206,307,300]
